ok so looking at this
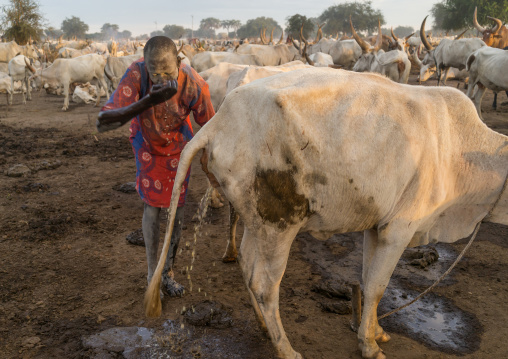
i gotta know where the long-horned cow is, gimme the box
[473,7,508,49]
[420,16,485,86]
[144,67,508,359]
[351,19,411,84]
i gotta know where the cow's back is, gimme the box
[208,68,503,241]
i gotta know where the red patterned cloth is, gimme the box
[102,58,215,207]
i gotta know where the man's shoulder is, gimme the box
[128,57,146,71]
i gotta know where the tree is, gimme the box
[44,26,63,39]
[230,20,242,37]
[383,25,415,37]
[286,14,315,39]
[200,17,221,38]
[237,17,281,39]
[118,30,132,40]
[1,0,46,43]
[101,23,119,39]
[150,30,164,38]
[221,20,233,35]
[431,0,508,31]
[163,24,185,39]
[318,1,385,36]
[61,16,88,39]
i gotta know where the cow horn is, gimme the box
[177,43,184,54]
[454,28,468,40]
[420,16,434,51]
[373,20,383,52]
[291,38,301,51]
[270,28,274,43]
[300,23,309,46]
[24,57,36,74]
[335,33,339,40]
[260,28,267,44]
[404,32,415,41]
[303,43,314,66]
[391,27,399,41]
[487,16,503,34]
[473,7,486,33]
[277,30,284,45]
[350,16,371,52]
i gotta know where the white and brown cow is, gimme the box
[145,68,508,359]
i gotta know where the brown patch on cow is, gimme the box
[254,169,310,230]
[303,173,328,186]
[349,178,354,184]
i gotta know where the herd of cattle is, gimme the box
[0,8,506,117]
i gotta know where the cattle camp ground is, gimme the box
[1,35,508,358]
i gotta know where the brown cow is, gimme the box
[474,7,508,49]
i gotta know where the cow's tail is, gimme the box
[144,123,212,318]
[466,53,476,72]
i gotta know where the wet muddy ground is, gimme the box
[1,74,507,359]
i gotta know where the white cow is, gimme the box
[199,62,249,111]
[0,72,13,104]
[145,67,508,359]
[0,41,40,63]
[104,54,143,91]
[351,20,411,84]
[58,46,93,58]
[420,16,485,86]
[191,51,263,73]
[411,51,468,84]
[8,55,36,105]
[29,53,109,111]
[466,46,508,120]
[236,44,301,66]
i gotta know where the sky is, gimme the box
[26,0,438,36]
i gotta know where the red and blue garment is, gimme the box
[102,58,215,208]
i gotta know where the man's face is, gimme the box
[145,51,180,85]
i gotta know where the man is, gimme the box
[96,36,215,297]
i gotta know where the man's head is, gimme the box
[144,36,181,84]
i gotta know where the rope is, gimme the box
[378,171,508,320]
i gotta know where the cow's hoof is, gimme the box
[359,340,385,359]
[221,255,237,263]
[361,347,385,359]
[375,329,391,343]
[162,274,185,297]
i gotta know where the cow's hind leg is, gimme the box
[362,229,391,344]
[358,225,411,359]
[222,202,239,263]
[239,226,302,359]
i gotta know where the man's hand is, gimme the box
[149,80,178,106]
[96,118,122,133]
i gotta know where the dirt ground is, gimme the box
[1,73,507,359]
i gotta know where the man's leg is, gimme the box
[143,203,161,285]
[161,207,185,297]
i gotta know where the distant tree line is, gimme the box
[11,0,497,44]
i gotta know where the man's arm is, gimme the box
[96,81,178,133]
